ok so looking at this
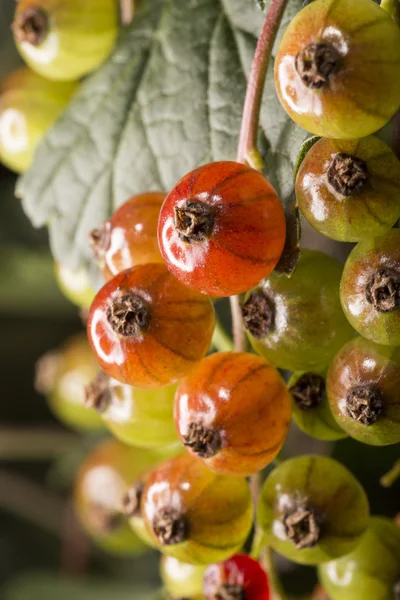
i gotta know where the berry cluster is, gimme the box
[17,0,400,598]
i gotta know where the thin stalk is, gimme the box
[0,428,78,461]
[236,0,290,168]
[380,459,400,488]
[120,0,134,26]
[262,546,288,600]
[230,295,247,352]
[212,317,234,352]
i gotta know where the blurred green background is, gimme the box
[0,1,398,598]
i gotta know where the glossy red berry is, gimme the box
[158,161,286,297]
[141,453,253,565]
[87,263,215,388]
[327,337,400,446]
[296,136,400,242]
[90,192,165,281]
[203,554,270,600]
[174,352,291,477]
[275,0,400,139]
[340,230,400,346]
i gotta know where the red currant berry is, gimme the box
[327,337,400,446]
[87,264,215,388]
[243,249,354,371]
[275,0,400,138]
[74,439,167,555]
[174,352,291,477]
[203,554,270,600]
[158,161,286,297]
[340,230,400,346]
[296,136,400,242]
[90,192,165,281]
[258,455,370,565]
[141,453,253,565]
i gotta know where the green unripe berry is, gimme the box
[12,0,119,82]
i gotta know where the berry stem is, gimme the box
[212,318,234,352]
[120,0,134,26]
[0,427,78,460]
[262,546,288,600]
[230,295,247,352]
[236,0,290,168]
[380,459,400,487]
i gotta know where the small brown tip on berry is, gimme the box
[346,385,384,426]
[366,269,400,313]
[34,351,61,395]
[183,422,222,459]
[84,372,111,413]
[12,7,49,47]
[89,503,122,534]
[215,584,247,600]
[89,222,110,264]
[174,200,215,243]
[283,506,321,549]
[327,153,368,196]
[152,508,188,546]
[120,482,145,518]
[107,294,150,337]
[241,290,274,338]
[295,43,340,89]
[289,373,325,411]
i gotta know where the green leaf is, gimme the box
[18,0,305,272]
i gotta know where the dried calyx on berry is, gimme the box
[174,200,215,244]
[12,5,48,46]
[121,482,145,519]
[283,505,321,550]
[366,268,400,313]
[289,373,325,411]
[241,290,274,338]
[152,508,188,546]
[84,371,111,413]
[213,584,246,600]
[327,153,368,196]
[89,222,110,265]
[346,385,384,426]
[182,421,222,459]
[295,42,340,89]
[107,294,151,337]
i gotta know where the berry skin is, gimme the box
[203,554,270,600]
[340,230,400,346]
[274,0,400,139]
[54,262,96,309]
[74,440,170,555]
[161,556,207,599]
[12,0,118,82]
[296,136,400,242]
[87,263,215,388]
[158,161,286,297]
[174,352,291,477]
[327,337,400,446]
[85,372,180,448]
[90,193,166,281]
[288,371,347,442]
[257,455,370,565]
[35,333,104,432]
[243,249,354,372]
[318,517,400,600]
[141,453,253,565]
[0,67,77,173]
